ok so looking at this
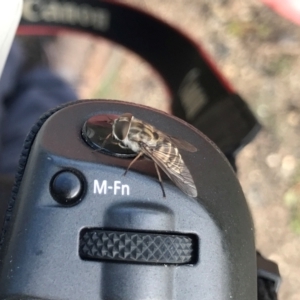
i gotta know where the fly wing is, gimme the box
[168,136,197,152]
[140,141,197,197]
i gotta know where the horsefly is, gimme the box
[105,113,197,198]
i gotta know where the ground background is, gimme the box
[48,0,300,298]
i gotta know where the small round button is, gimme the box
[50,170,85,206]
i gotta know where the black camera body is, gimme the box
[0,100,256,300]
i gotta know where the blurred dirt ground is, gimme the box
[47,0,300,299]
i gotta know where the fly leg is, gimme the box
[91,133,112,154]
[101,133,112,148]
[154,163,166,198]
[123,151,144,176]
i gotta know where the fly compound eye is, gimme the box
[113,119,131,141]
[82,114,136,158]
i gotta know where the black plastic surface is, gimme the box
[0,100,256,300]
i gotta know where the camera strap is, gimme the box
[17,1,279,298]
[19,0,260,162]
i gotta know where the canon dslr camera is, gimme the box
[0,100,258,299]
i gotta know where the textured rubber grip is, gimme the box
[79,229,196,265]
